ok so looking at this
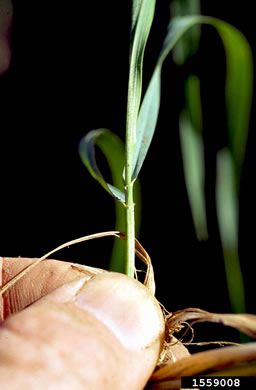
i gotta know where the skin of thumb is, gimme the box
[0,272,165,390]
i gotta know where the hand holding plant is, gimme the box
[0,256,165,389]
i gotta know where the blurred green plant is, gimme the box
[171,0,252,314]
[79,0,253,315]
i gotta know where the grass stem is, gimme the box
[125,181,135,277]
[125,61,137,277]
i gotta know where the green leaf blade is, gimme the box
[79,129,125,203]
[180,113,207,241]
[131,17,205,181]
[133,15,253,186]
[127,0,156,153]
[79,129,141,273]
[167,16,253,184]
[132,66,161,180]
[216,149,246,313]
[217,22,253,180]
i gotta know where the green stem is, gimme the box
[125,181,135,277]
[125,0,156,277]
[125,64,137,277]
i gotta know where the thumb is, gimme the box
[0,272,165,390]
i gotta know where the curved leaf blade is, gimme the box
[132,16,201,180]
[79,129,125,203]
[133,15,253,186]
[79,129,141,273]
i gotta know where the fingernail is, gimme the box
[74,272,165,351]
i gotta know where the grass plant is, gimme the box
[80,0,253,307]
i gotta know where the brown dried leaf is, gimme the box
[149,360,256,390]
[134,237,155,295]
[166,308,256,338]
[150,342,256,382]
[0,231,156,296]
[0,231,120,296]
[149,308,256,388]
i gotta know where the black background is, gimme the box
[0,1,255,344]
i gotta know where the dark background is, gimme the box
[0,1,255,343]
